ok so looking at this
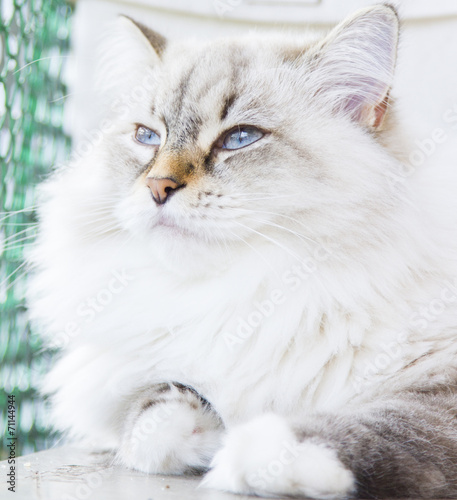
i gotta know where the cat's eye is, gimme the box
[135,126,161,146]
[221,126,264,150]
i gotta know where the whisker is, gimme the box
[79,222,126,246]
[228,229,281,280]
[82,217,121,231]
[231,207,320,246]
[1,222,38,227]
[227,192,304,200]
[1,239,37,252]
[1,227,37,244]
[0,260,29,291]
[14,55,71,74]
[83,194,119,200]
[70,210,115,221]
[65,205,117,221]
[1,247,34,257]
[228,192,294,197]
[49,92,79,103]
[232,220,303,264]
[0,268,31,297]
[0,206,37,222]
[1,234,37,249]
[209,225,231,262]
[72,201,118,210]
[80,227,121,240]
[242,216,314,246]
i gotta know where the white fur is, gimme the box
[203,414,355,499]
[118,390,222,474]
[27,4,457,496]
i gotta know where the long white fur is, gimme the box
[203,413,355,499]
[27,5,457,493]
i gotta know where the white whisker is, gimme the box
[231,207,320,246]
[14,55,71,74]
[232,220,303,264]
[0,261,29,291]
[0,206,37,222]
[228,229,280,280]
[241,215,314,247]
[1,227,37,244]
[1,222,38,227]
[1,234,37,249]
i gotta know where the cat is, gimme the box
[27,3,457,498]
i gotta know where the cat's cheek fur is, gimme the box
[202,414,355,500]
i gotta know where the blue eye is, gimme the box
[222,126,264,150]
[135,126,161,146]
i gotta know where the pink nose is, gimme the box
[146,177,181,205]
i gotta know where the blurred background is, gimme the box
[0,0,72,458]
[1,0,456,458]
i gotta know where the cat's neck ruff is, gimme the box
[30,175,457,442]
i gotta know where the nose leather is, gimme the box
[146,177,180,205]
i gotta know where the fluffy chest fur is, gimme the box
[28,6,457,454]
[29,168,457,445]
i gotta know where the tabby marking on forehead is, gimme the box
[220,94,237,122]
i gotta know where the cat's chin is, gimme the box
[152,217,206,242]
[146,221,233,277]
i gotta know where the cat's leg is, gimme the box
[203,391,457,499]
[117,382,224,474]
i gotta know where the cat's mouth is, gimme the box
[153,212,196,239]
[156,214,176,228]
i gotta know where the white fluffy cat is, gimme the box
[28,4,457,498]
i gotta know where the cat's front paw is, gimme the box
[202,413,355,499]
[118,383,223,474]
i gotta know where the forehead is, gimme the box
[153,41,267,145]
[161,41,252,103]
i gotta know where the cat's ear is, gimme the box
[94,17,167,101]
[119,16,167,59]
[311,4,399,129]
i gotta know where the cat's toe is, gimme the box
[202,413,355,499]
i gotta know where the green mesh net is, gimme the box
[1,0,72,458]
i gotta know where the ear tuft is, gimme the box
[311,4,400,129]
[120,16,167,58]
[93,17,167,112]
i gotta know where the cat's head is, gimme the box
[76,4,401,271]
